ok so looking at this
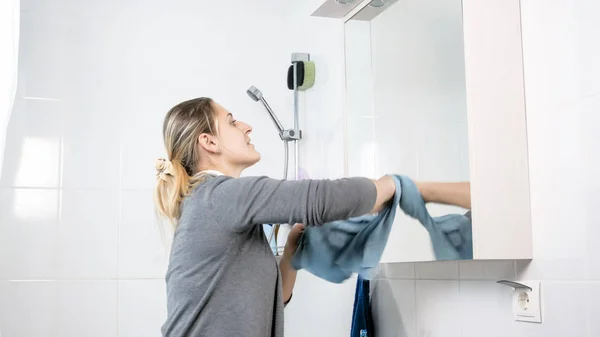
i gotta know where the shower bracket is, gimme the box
[291,53,310,62]
[280,128,302,141]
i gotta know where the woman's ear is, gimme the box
[198,133,220,154]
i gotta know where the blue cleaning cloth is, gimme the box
[290,174,472,283]
[350,275,374,337]
[397,176,473,261]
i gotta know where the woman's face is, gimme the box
[212,102,261,169]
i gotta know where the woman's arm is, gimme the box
[280,256,296,305]
[416,182,471,209]
[210,175,396,232]
[279,223,305,306]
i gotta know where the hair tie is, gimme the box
[155,158,175,181]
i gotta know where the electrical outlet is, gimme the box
[513,280,542,323]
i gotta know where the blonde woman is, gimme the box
[155,97,470,337]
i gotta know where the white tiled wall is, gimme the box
[373,0,600,336]
[0,0,358,336]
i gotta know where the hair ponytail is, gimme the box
[153,97,217,227]
[154,158,195,224]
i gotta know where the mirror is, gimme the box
[344,0,472,262]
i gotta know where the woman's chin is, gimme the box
[248,150,261,166]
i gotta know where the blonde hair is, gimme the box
[154,97,217,226]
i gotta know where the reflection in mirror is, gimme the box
[344,0,471,262]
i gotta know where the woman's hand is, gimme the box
[283,223,305,257]
[370,175,397,213]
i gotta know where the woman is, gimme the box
[154,97,470,337]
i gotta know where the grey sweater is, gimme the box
[161,174,377,337]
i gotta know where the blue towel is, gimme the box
[290,174,472,283]
[350,275,374,337]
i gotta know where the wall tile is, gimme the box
[459,281,516,337]
[17,12,67,99]
[459,261,515,280]
[119,190,168,279]
[380,263,415,279]
[60,100,122,190]
[0,281,57,337]
[119,98,167,191]
[0,98,62,188]
[56,281,118,337]
[61,10,129,100]
[586,282,600,337]
[517,258,588,281]
[0,189,59,280]
[415,280,461,337]
[284,272,357,337]
[415,261,459,280]
[372,279,417,337]
[118,280,167,337]
[58,190,119,278]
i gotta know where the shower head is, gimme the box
[246,86,263,102]
[246,86,285,134]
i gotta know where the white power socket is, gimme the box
[512,280,542,323]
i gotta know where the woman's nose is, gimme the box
[243,122,253,134]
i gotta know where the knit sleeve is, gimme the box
[208,176,377,232]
